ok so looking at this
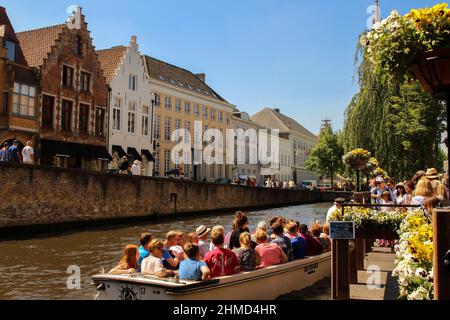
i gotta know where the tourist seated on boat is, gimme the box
[270,222,294,261]
[178,242,211,281]
[268,217,280,237]
[188,232,199,245]
[299,224,325,256]
[196,225,211,258]
[162,231,183,270]
[234,232,261,272]
[311,224,331,252]
[255,230,288,268]
[137,232,153,272]
[209,225,225,251]
[285,221,307,259]
[141,239,177,278]
[320,224,331,252]
[108,244,139,275]
[251,221,269,243]
[170,231,187,257]
[411,178,433,206]
[204,227,240,278]
[229,211,251,250]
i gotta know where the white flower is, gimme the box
[415,268,426,277]
[407,287,430,300]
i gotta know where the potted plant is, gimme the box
[372,167,389,179]
[342,148,371,171]
[363,157,378,175]
[360,3,450,93]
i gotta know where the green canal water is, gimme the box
[0,203,331,300]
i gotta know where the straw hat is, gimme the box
[425,168,439,180]
[395,182,405,188]
[195,225,211,237]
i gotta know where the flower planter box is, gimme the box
[355,229,399,240]
[411,48,450,97]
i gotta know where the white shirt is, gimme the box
[198,239,210,258]
[326,205,338,221]
[22,146,34,164]
[169,245,184,255]
[141,256,163,275]
[131,164,141,176]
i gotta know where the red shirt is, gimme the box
[301,234,324,256]
[204,247,239,278]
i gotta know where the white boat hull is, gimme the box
[92,252,331,300]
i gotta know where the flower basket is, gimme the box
[349,159,369,171]
[343,149,371,170]
[411,48,450,97]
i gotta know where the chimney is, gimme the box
[67,6,83,30]
[196,73,206,83]
[274,108,281,113]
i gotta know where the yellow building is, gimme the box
[144,56,235,181]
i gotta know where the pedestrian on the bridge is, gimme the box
[282,181,289,189]
[131,160,141,176]
[288,179,296,189]
[0,142,9,162]
[7,140,22,163]
[118,156,130,174]
[21,141,34,165]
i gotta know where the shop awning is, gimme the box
[41,139,90,158]
[127,147,143,161]
[112,145,127,158]
[85,145,113,161]
[141,149,155,162]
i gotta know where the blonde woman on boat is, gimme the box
[108,244,139,275]
[411,178,433,206]
[255,230,288,268]
[141,239,177,278]
[234,232,260,271]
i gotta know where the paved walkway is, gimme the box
[350,246,399,300]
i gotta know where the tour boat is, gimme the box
[92,252,331,300]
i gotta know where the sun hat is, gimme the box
[334,198,346,204]
[395,182,405,188]
[425,168,439,180]
[375,176,385,183]
[195,225,211,237]
[381,191,390,197]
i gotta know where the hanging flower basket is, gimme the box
[349,160,369,171]
[343,149,371,171]
[410,48,450,97]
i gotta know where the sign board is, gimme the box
[329,221,355,240]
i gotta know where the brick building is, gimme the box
[0,6,40,149]
[16,7,111,170]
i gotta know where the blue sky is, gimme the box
[2,0,442,134]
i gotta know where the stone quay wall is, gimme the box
[0,163,352,232]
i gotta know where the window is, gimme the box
[194,105,199,117]
[175,119,181,142]
[165,96,171,110]
[142,106,149,136]
[210,164,215,179]
[210,109,215,121]
[165,117,171,141]
[202,106,208,119]
[79,104,90,135]
[218,164,223,179]
[202,163,207,179]
[154,94,161,107]
[218,111,223,122]
[185,101,191,114]
[112,97,121,130]
[129,75,137,91]
[128,102,136,133]
[61,100,73,132]
[13,83,36,116]
[175,99,181,112]
[5,41,16,61]
[184,121,191,143]
[164,150,171,176]
[225,165,230,179]
[95,107,106,136]
[154,115,161,140]
[226,114,230,124]
[154,151,160,175]
[80,72,91,92]
[74,35,83,56]
[62,66,74,87]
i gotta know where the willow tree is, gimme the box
[343,48,445,180]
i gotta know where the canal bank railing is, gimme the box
[331,203,450,300]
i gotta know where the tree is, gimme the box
[305,127,344,188]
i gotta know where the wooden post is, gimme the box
[433,209,450,300]
[332,239,350,300]
[349,241,358,284]
[356,238,366,270]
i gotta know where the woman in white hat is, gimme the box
[196,225,211,258]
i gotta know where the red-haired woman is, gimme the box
[108,244,139,275]
[229,211,251,250]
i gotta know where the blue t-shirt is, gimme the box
[291,236,307,260]
[7,145,20,163]
[137,245,150,272]
[179,258,207,281]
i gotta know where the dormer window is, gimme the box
[5,41,16,62]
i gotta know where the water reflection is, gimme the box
[0,203,331,300]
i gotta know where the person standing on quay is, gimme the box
[7,140,22,163]
[131,160,141,176]
[289,179,296,189]
[0,142,9,162]
[21,141,34,165]
[118,156,130,175]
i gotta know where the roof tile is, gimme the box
[96,46,127,83]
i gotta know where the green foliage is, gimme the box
[305,127,344,185]
[343,52,445,181]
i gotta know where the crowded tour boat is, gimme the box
[92,212,332,300]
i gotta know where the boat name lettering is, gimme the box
[305,263,319,274]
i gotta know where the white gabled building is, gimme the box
[97,36,155,175]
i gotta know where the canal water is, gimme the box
[0,203,331,300]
